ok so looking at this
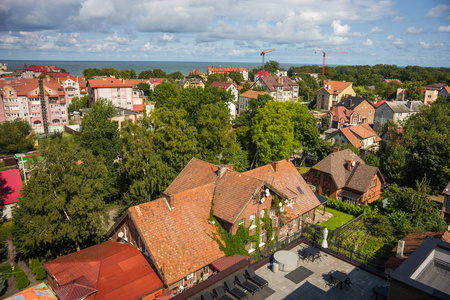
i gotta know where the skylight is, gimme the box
[297,187,304,194]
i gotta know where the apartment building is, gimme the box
[252,76,298,102]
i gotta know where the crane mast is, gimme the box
[315,51,348,76]
[261,49,276,71]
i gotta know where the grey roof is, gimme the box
[336,96,372,109]
[405,101,424,112]
[385,101,413,113]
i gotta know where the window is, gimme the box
[260,209,266,219]
[325,173,332,182]
[297,187,304,194]
[323,188,330,196]
[314,170,321,178]
[249,214,256,229]
[238,219,245,227]
[117,88,121,92]
[370,179,377,188]
[249,240,255,253]
[259,232,265,246]
[270,208,276,217]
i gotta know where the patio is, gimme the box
[253,243,389,300]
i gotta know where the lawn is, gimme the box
[298,166,310,174]
[320,207,355,231]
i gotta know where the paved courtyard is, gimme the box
[254,243,389,300]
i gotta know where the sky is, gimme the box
[0,0,449,67]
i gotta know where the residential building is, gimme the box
[0,78,69,133]
[388,236,450,300]
[0,169,22,219]
[438,86,450,98]
[316,80,356,110]
[442,182,450,222]
[423,83,446,105]
[334,96,376,124]
[80,107,143,129]
[207,66,248,81]
[384,231,450,275]
[275,69,288,77]
[254,71,271,81]
[108,158,322,291]
[189,68,206,80]
[252,76,299,102]
[87,77,143,110]
[210,81,239,102]
[60,75,85,105]
[328,123,382,151]
[238,90,268,113]
[43,240,164,300]
[21,64,65,78]
[305,149,385,204]
[327,106,361,129]
[374,100,424,126]
[178,78,205,89]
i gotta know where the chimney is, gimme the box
[347,160,354,170]
[278,77,284,85]
[348,99,352,107]
[333,147,339,153]
[396,240,405,258]
[226,163,233,171]
[269,161,278,172]
[122,79,125,84]
[163,192,175,210]
[217,165,228,178]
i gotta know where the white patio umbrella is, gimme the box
[321,227,329,248]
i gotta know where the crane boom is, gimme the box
[315,51,348,76]
[261,49,276,71]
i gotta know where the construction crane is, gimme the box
[261,49,276,70]
[315,51,348,76]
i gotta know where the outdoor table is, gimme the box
[304,246,321,262]
[273,250,299,272]
[330,271,350,289]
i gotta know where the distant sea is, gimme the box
[1,60,310,77]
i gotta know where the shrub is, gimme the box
[35,266,46,280]
[29,258,39,274]
[13,262,29,289]
[325,196,364,216]
[0,264,12,279]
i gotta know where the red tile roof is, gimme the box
[211,255,249,272]
[43,241,163,300]
[338,127,363,148]
[244,159,321,219]
[239,90,267,99]
[373,100,387,108]
[332,124,381,148]
[329,106,354,123]
[190,68,205,76]
[257,76,298,92]
[318,80,353,94]
[129,183,223,285]
[0,169,22,205]
[88,77,133,88]
[54,276,97,300]
[208,66,248,73]
[210,81,237,90]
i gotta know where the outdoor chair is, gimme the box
[224,279,248,300]
[235,273,259,295]
[245,268,269,288]
[213,286,234,300]
[200,292,214,300]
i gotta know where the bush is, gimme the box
[35,266,46,280]
[325,197,364,216]
[13,262,29,290]
[0,264,12,279]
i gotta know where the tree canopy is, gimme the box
[0,119,35,155]
[12,138,108,259]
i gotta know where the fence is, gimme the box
[332,213,364,238]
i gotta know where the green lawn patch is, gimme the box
[320,207,355,231]
[298,166,310,174]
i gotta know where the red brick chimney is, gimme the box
[163,192,175,209]
[348,98,352,107]
[269,161,278,172]
[217,165,228,178]
[333,147,340,153]
[347,160,354,170]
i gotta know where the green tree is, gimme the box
[12,138,108,258]
[404,81,424,100]
[229,71,244,85]
[264,60,280,74]
[168,71,184,80]
[137,82,151,97]
[0,119,35,155]
[138,70,155,79]
[129,69,137,79]
[79,98,121,162]
[362,152,380,167]
[68,95,89,113]
[153,69,167,78]
[206,74,222,87]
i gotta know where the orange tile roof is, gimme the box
[208,66,248,73]
[318,80,353,94]
[329,106,353,123]
[129,183,223,285]
[239,90,267,99]
[338,127,363,148]
[128,79,146,85]
[349,123,381,141]
[88,77,133,88]
[43,241,163,300]
[244,159,321,219]
[190,68,205,76]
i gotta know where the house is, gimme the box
[327,106,361,129]
[388,236,450,300]
[442,182,450,222]
[374,101,424,126]
[210,81,239,102]
[438,86,450,98]
[108,158,322,291]
[0,78,69,133]
[334,96,376,124]
[423,83,446,105]
[380,126,404,147]
[178,78,205,89]
[275,69,288,77]
[238,90,268,113]
[189,68,206,80]
[252,76,299,102]
[328,123,382,151]
[87,77,138,110]
[43,240,164,300]
[0,169,22,219]
[60,75,86,105]
[316,80,356,110]
[305,149,385,204]
[254,71,271,81]
[4,283,57,300]
[21,64,64,79]
[384,231,450,274]
[207,66,248,81]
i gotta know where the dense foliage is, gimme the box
[0,119,35,155]
[68,95,89,113]
[12,138,108,259]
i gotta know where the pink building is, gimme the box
[0,78,68,133]
[87,77,143,110]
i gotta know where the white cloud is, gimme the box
[425,4,450,17]
[370,26,384,33]
[392,16,404,22]
[362,39,373,46]
[438,25,450,32]
[158,34,180,43]
[392,38,404,46]
[405,27,423,34]
[387,35,394,40]
[420,41,444,49]
[332,20,350,35]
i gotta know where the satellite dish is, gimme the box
[279,203,282,207]
[118,232,124,238]
[265,189,270,197]
[260,198,265,204]
[352,161,356,167]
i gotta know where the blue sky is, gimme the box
[0,0,449,67]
